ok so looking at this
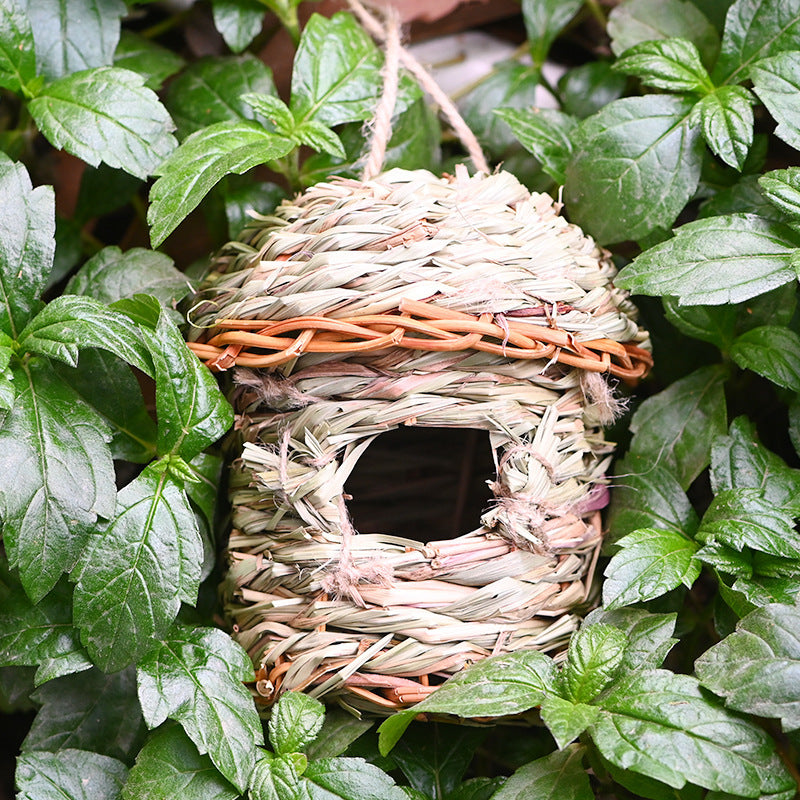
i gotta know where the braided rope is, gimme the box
[347,0,491,174]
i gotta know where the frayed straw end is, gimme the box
[320,495,394,607]
[580,371,626,426]
[320,559,394,608]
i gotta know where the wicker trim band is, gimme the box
[189,297,653,378]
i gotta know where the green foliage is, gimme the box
[564,95,703,244]
[28,67,176,179]
[136,625,263,792]
[16,749,128,800]
[5,0,800,798]
[123,723,239,800]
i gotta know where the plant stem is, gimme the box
[584,0,607,27]
[449,43,531,103]
[142,9,188,40]
[280,3,301,46]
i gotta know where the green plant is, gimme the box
[3,0,800,798]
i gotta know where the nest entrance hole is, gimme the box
[345,426,496,542]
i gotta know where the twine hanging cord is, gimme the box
[349,0,490,176]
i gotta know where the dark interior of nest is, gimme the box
[344,426,497,542]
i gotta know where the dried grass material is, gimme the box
[190,167,651,715]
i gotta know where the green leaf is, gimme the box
[391,725,487,799]
[0,0,36,92]
[521,0,583,66]
[696,86,755,170]
[603,529,701,609]
[29,67,177,180]
[136,625,262,792]
[617,213,800,304]
[112,293,162,330]
[123,723,239,800]
[712,0,800,85]
[759,167,800,217]
[562,624,627,704]
[730,325,800,391]
[557,62,627,119]
[735,282,798,333]
[47,215,83,290]
[459,62,541,160]
[712,416,800,516]
[584,607,678,671]
[696,603,800,732]
[147,120,293,247]
[613,38,714,93]
[381,97,441,173]
[596,752,704,800]
[378,650,555,755]
[663,297,738,349]
[0,157,55,339]
[304,710,372,761]
[241,92,294,134]
[790,395,800,458]
[697,541,754,577]
[751,52,800,151]
[66,247,190,308]
[540,696,599,749]
[165,54,277,140]
[606,454,700,540]
[733,575,800,607]
[627,365,727,490]
[184,452,224,536]
[495,108,576,185]
[1,361,115,602]
[293,120,346,159]
[304,757,407,800]
[144,310,233,460]
[446,777,505,800]
[17,294,153,375]
[72,464,202,672]
[697,488,800,559]
[607,0,719,65]
[114,31,185,90]
[752,551,800,581]
[54,350,157,464]
[699,173,780,221]
[0,578,90,684]
[489,745,592,800]
[268,692,325,755]
[16,749,127,800]
[564,95,703,244]
[223,180,285,239]
[291,12,417,127]
[0,665,35,712]
[23,668,146,764]
[75,164,142,223]
[249,752,303,800]
[589,669,793,795]
[20,0,126,81]
[212,0,265,54]
[0,371,14,411]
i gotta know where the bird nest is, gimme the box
[188,166,652,716]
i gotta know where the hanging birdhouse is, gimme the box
[187,165,652,715]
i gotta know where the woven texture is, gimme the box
[189,167,651,715]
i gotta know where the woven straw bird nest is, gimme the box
[188,166,652,716]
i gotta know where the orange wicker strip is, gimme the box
[189,298,653,380]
